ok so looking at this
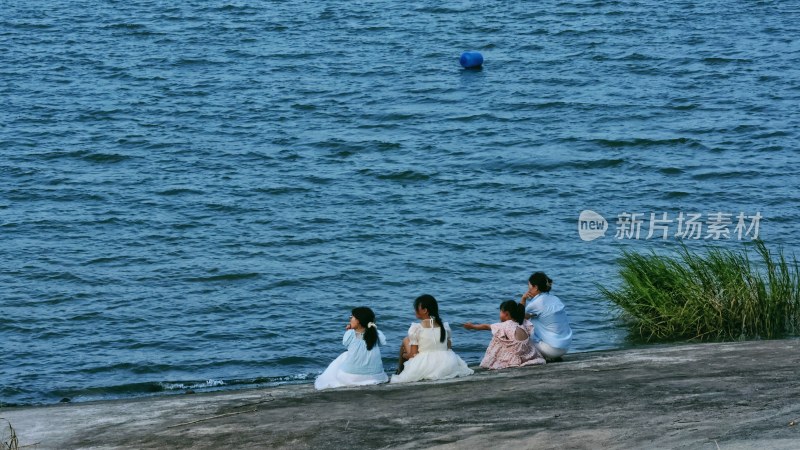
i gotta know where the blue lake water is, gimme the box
[2,0,799,405]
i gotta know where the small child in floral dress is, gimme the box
[464,300,546,370]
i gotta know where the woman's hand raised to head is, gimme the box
[521,286,538,303]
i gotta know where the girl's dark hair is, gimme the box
[528,271,553,293]
[500,300,526,325]
[414,294,446,343]
[351,307,378,350]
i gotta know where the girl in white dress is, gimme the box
[391,294,473,383]
[315,307,389,390]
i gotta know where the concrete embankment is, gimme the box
[3,339,799,449]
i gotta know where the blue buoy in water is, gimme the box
[459,51,484,69]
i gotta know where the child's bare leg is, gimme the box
[402,336,412,357]
[396,337,410,374]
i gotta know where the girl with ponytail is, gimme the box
[391,294,473,383]
[315,307,389,390]
[464,300,546,370]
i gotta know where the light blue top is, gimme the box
[524,292,572,350]
[340,328,387,375]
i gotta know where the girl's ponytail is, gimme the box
[414,294,446,343]
[433,314,445,343]
[363,323,378,351]
[352,307,379,350]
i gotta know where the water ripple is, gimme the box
[1,0,798,406]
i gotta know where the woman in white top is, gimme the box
[391,294,473,383]
[520,272,573,360]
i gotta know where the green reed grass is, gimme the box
[600,241,800,341]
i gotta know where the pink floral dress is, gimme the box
[480,320,546,370]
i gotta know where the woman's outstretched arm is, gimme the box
[463,322,491,331]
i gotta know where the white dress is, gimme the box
[315,329,389,390]
[391,321,473,383]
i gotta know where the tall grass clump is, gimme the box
[600,241,800,341]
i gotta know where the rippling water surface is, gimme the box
[2,0,799,405]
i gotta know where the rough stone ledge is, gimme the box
[3,339,799,449]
